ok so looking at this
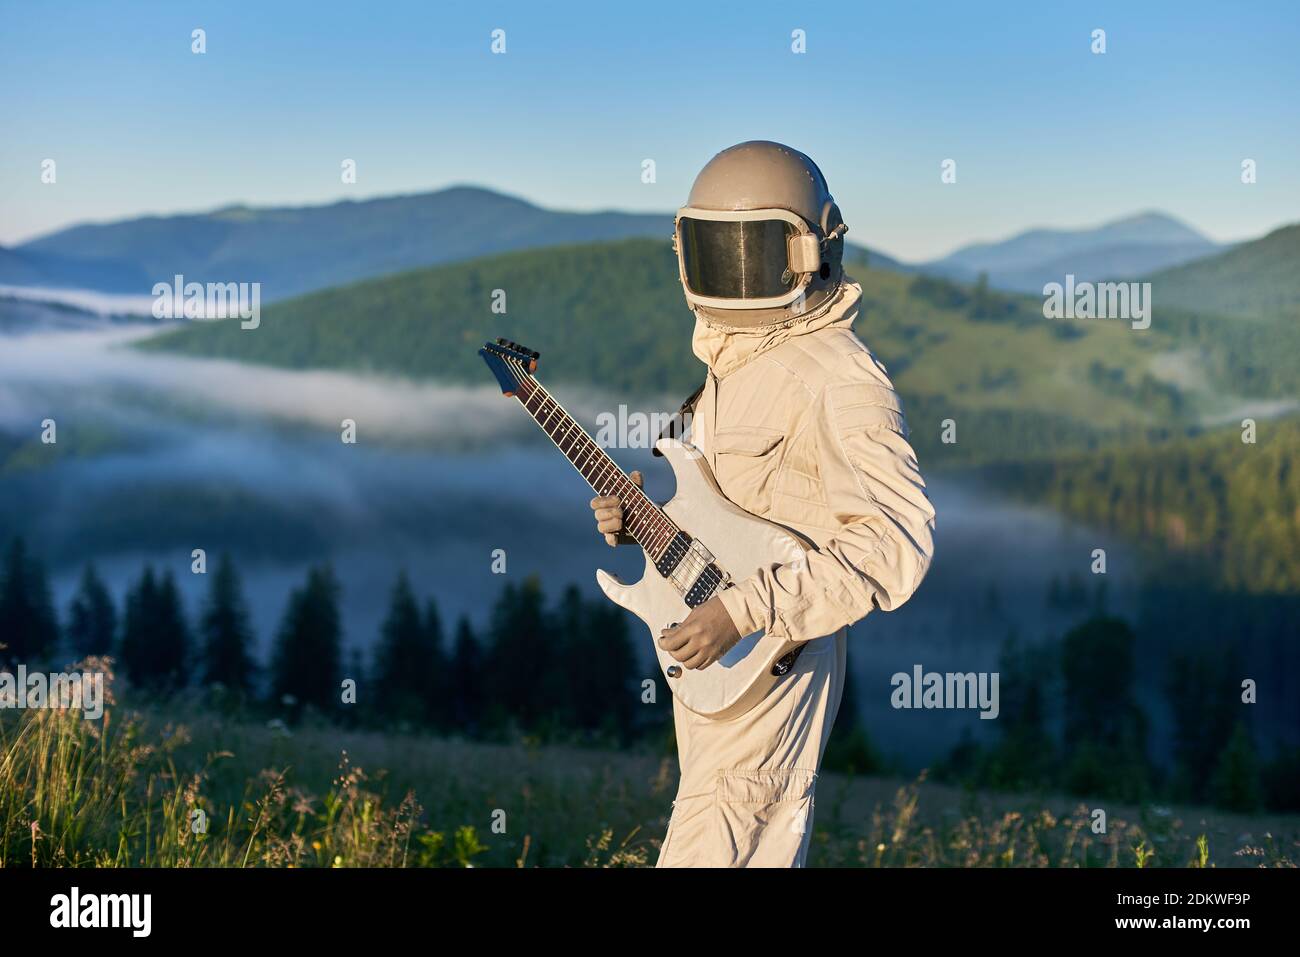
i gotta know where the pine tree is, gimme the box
[119,566,191,692]
[0,537,59,664]
[449,617,483,733]
[1211,721,1263,813]
[154,571,191,689]
[1165,644,1241,803]
[483,577,553,733]
[558,586,637,742]
[271,564,342,717]
[1061,616,1149,800]
[119,567,159,686]
[371,573,440,725]
[423,597,451,728]
[67,563,116,657]
[199,553,256,694]
[982,632,1056,788]
[822,661,882,775]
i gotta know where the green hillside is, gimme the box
[141,238,700,394]
[1146,223,1300,319]
[140,237,1298,463]
[992,416,1300,592]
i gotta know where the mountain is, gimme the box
[9,186,908,302]
[1145,223,1300,319]
[923,211,1220,292]
[0,244,151,292]
[12,187,674,301]
[844,244,916,275]
[0,295,127,334]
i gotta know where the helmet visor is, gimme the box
[678,216,799,301]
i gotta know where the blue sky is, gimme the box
[1,0,1297,260]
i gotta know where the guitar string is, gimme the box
[536,380,676,555]
[502,353,726,603]
[514,363,665,548]
[506,356,677,555]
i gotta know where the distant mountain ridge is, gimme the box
[9,187,675,301]
[0,244,152,293]
[7,185,905,301]
[7,191,1271,307]
[922,211,1222,292]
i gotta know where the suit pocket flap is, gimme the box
[716,768,816,804]
[832,383,907,435]
[713,428,784,457]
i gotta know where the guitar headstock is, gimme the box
[479,339,540,397]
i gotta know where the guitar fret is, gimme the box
[511,371,677,559]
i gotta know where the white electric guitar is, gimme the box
[480,339,812,721]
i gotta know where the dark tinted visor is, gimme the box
[678,217,798,300]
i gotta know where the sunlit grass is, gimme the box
[2,659,1295,868]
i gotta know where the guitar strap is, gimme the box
[651,379,706,456]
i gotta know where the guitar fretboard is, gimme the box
[511,374,680,561]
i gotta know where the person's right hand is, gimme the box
[590,470,643,547]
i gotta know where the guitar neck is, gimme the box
[513,377,680,561]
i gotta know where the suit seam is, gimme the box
[757,352,819,399]
[828,384,885,514]
[753,353,825,515]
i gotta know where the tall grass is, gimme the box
[0,658,485,867]
[2,659,1294,867]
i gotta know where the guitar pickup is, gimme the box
[683,563,727,608]
[655,532,692,577]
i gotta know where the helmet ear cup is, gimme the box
[820,203,845,285]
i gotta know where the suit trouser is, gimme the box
[656,628,847,868]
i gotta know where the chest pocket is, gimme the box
[712,426,785,516]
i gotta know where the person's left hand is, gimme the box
[658,596,742,670]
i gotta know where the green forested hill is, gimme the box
[140,237,1299,463]
[991,417,1300,592]
[1146,223,1300,319]
[141,239,704,395]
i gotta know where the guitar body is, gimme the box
[596,437,812,721]
[478,339,815,724]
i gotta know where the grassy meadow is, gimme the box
[3,659,1296,869]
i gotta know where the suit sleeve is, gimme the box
[716,379,936,642]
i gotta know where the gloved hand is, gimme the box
[590,470,642,547]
